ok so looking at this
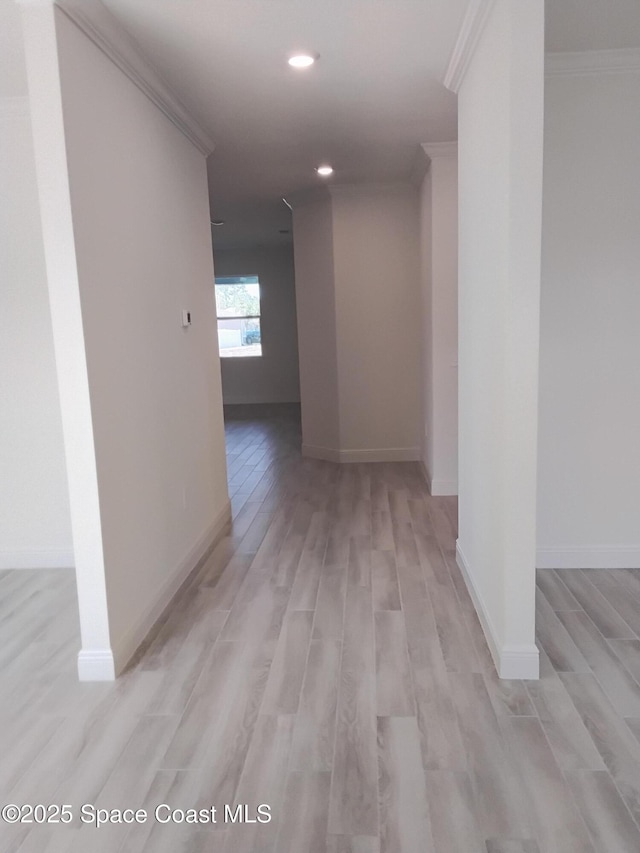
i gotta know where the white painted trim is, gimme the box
[429,478,458,497]
[51,0,214,155]
[419,461,458,496]
[421,141,458,160]
[77,649,115,682]
[443,0,497,93]
[108,500,232,677]
[545,48,640,78]
[302,444,421,464]
[536,546,640,570]
[456,541,539,680]
[0,96,29,120]
[302,444,341,463]
[0,549,74,569]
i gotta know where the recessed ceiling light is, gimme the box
[210,220,225,226]
[316,164,333,177]
[288,52,318,69]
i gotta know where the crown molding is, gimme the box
[284,186,332,209]
[545,47,640,78]
[47,0,214,156]
[421,141,458,160]
[410,141,458,186]
[443,0,496,93]
[0,95,29,120]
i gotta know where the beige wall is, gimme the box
[293,183,421,463]
[331,184,421,460]
[22,2,229,678]
[292,194,341,454]
[214,245,300,404]
[419,147,458,495]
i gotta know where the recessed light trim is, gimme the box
[316,164,334,177]
[288,52,318,68]
[210,220,225,226]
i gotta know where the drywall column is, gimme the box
[537,65,640,569]
[19,0,112,678]
[330,184,422,462]
[292,184,421,462]
[0,97,73,569]
[449,0,544,678]
[20,0,229,681]
[419,143,458,495]
[292,192,341,457]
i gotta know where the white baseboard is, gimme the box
[418,461,458,496]
[77,500,231,682]
[302,444,421,463]
[430,478,458,496]
[111,499,232,675]
[222,396,301,405]
[0,549,74,569]
[456,541,539,680]
[536,546,640,570]
[301,444,340,462]
[77,649,116,682]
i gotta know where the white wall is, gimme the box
[331,184,422,460]
[21,1,229,679]
[292,193,341,455]
[537,68,640,569]
[0,101,72,569]
[214,245,300,404]
[419,146,458,495]
[293,184,421,463]
[455,0,544,679]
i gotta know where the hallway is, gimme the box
[2,405,640,852]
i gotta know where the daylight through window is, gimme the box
[215,276,262,358]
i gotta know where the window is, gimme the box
[215,275,262,358]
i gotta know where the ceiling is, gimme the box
[100,0,469,249]
[3,0,640,248]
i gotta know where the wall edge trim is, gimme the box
[55,0,215,155]
[456,540,539,680]
[443,0,497,93]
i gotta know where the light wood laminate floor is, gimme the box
[2,403,640,852]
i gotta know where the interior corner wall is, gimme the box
[53,8,229,673]
[537,69,640,570]
[419,167,434,482]
[419,155,458,495]
[214,245,301,405]
[456,0,543,679]
[292,195,341,457]
[331,185,422,461]
[0,103,73,569]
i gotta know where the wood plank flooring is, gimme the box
[2,403,640,851]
